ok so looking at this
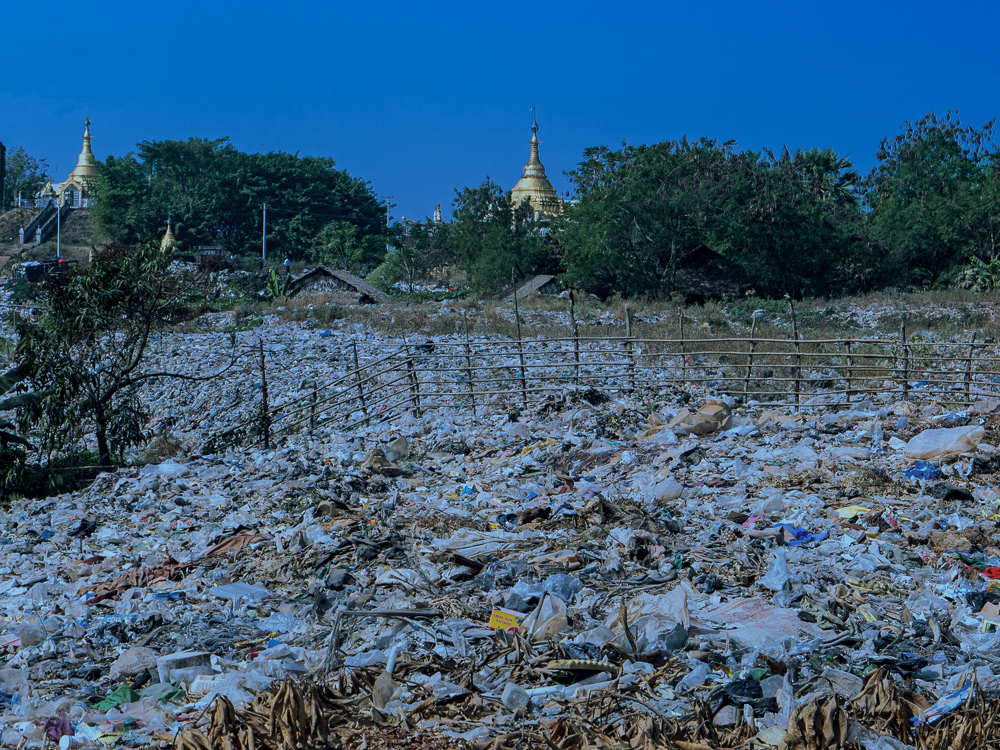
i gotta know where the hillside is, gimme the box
[0,208,100,272]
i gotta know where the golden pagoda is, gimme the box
[510,111,562,219]
[54,119,99,207]
[161,218,176,251]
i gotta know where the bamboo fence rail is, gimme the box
[204,321,1000,450]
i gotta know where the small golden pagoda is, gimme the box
[161,218,176,251]
[510,111,562,219]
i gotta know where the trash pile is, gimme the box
[3,317,1000,749]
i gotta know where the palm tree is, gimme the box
[799,148,860,206]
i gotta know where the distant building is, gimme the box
[160,219,176,251]
[502,274,561,301]
[288,267,391,304]
[510,112,562,220]
[38,119,99,208]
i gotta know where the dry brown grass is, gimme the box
[216,285,1000,349]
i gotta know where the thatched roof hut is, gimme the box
[501,274,560,301]
[288,267,391,304]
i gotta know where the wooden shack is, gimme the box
[502,274,560,301]
[288,267,391,304]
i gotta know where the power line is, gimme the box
[167,207,385,221]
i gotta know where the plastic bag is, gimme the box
[904,426,985,463]
[605,585,691,631]
[760,549,794,592]
[905,460,944,480]
[668,400,732,436]
[521,593,568,640]
[676,662,710,693]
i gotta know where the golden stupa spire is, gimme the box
[527,108,543,169]
[510,107,562,218]
[69,118,98,182]
[161,216,176,251]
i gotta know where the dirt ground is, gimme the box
[0,208,96,271]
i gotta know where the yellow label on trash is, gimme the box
[489,607,526,631]
[836,505,871,519]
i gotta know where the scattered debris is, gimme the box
[1,311,1000,749]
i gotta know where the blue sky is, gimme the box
[2,0,998,222]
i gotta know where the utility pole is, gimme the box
[385,196,394,228]
[56,196,62,260]
[0,142,6,211]
[261,202,268,263]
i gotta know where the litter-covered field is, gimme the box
[3,307,1000,750]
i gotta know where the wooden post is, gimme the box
[406,348,421,416]
[965,334,977,406]
[679,311,686,384]
[900,322,909,400]
[788,299,801,412]
[463,312,477,416]
[259,340,271,449]
[625,305,636,393]
[351,339,370,426]
[744,315,758,401]
[512,270,528,409]
[845,340,854,402]
[310,382,317,436]
[569,290,580,385]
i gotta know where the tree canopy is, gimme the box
[14,242,231,467]
[71,111,1000,300]
[559,138,734,298]
[865,112,999,287]
[91,138,387,266]
[557,139,870,299]
[2,145,49,207]
[451,178,559,293]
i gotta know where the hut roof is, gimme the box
[289,267,391,304]
[502,274,558,301]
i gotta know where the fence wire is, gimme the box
[203,330,1000,451]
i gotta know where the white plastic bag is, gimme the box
[760,549,794,592]
[521,593,568,640]
[905,425,984,463]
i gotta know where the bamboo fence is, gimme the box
[205,318,1000,450]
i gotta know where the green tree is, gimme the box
[560,138,735,298]
[14,242,232,467]
[309,219,388,275]
[865,111,999,286]
[452,179,557,293]
[2,146,49,207]
[88,154,153,242]
[714,147,868,297]
[91,139,388,262]
[560,138,868,299]
[0,363,45,498]
[380,219,456,291]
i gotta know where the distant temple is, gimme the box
[161,218,176,250]
[510,110,562,219]
[38,119,98,207]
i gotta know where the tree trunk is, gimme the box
[669,238,677,293]
[95,403,111,468]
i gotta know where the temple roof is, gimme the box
[68,118,98,183]
[510,113,561,216]
[161,219,176,250]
